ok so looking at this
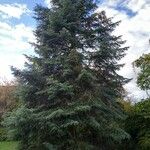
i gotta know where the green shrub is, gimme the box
[0,127,7,141]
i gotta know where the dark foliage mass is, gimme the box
[4,0,131,149]
[124,99,150,150]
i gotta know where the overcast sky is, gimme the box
[0,0,150,101]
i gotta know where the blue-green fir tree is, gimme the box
[4,0,130,149]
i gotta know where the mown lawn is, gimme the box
[0,141,19,150]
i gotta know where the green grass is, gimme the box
[0,141,19,150]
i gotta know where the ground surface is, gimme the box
[0,141,18,150]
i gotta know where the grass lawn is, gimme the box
[0,141,19,150]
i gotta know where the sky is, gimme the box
[0,0,150,101]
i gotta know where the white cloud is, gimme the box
[44,0,52,8]
[0,2,35,81]
[0,54,26,80]
[0,3,30,19]
[0,21,35,80]
[0,22,35,52]
[125,0,150,13]
[102,0,150,12]
[99,0,120,7]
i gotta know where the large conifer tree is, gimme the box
[5,0,130,149]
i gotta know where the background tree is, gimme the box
[124,99,150,150]
[0,78,18,120]
[0,78,18,141]
[134,53,150,97]
[4,0,130,149]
